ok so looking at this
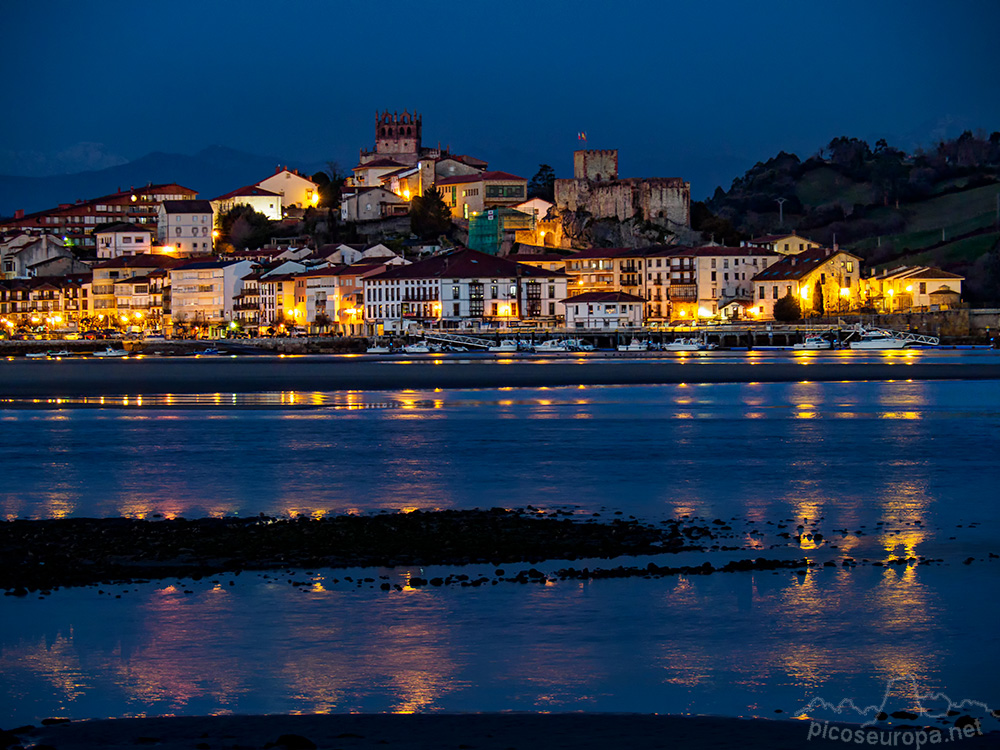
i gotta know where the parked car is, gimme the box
[83,330,104,340]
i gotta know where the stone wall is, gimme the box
[555,177,690,227]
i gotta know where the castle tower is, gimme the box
[375,109,422,158]
[574,149,618,181]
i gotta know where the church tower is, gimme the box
[375,109,422,158]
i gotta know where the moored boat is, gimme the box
[663,337,707,351]
[403,342,431,354]
[533,339,571,353]
[488,339,519,353]
[848,327,908,350]
[793,335,833,350]
[92,346,129,358]
[617,337,649,352]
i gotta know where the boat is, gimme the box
[533,339,571,353]
[488,339,519,353]
[663,337,708,351]
[848,327,908,350]
[617,338,649,352]
[793,335,834,350]
[47,349,73,357]
[366,345,391,354]
[195,348,221,356]
[403,342,431,354]
[25,351,50,358]
[92,346,129,358]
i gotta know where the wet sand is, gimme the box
[2,355,1000,397]
[16,713,998,750]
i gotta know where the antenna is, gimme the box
[775,197,787,228]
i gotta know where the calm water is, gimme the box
[1,376,999,725]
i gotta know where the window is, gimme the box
[846,262,854,272]
[772,287,778,300]
[759,286,765,299]
[711,259,716,268]
[548,285,555,297]
[491,303,498,316]
[452,285,460,299]
[919,282,926,294]
[723,259,729,269]
[123,237,132,244]
[453,302,460,316]
[724,273,729,281]
[711,271,716,281]
[548,302,555,315]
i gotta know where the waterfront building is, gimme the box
[663,246,782,321]
[0,273,92,332]
[751,247,862,319]
[91,255,178,330]
[363,247,566,333]
[863,266,964,313]
[169,258,252,335]
[561,291,645,329]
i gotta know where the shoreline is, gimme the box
[3,356,1000,397]
[11,713,997,750]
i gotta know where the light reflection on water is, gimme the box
[1,380,999,723]
[2,562,996,725]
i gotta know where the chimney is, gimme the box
[14,209,23,219]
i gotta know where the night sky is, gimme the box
[3,0,999,197]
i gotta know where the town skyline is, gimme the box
[3,0,999,199]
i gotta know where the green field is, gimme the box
[900,232,998,268]
[795,167,871,208]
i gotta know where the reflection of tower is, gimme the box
[375,109,422,157]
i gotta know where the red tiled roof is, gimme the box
[560,291,645,304]
[213,185,280,201]
[375,247,564,281]
[751,247,862,282]
[92,254,179,270]
[354,158,406,170]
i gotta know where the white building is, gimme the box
[256,167,319,210]
[157,200,215,256]
[169,258,252,330]
[562,291,644,329]
[95,222,153,259]
[666,246,782,319]
[211,185,282,222]
[364,247,566,333]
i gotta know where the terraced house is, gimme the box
[364,247,566,333]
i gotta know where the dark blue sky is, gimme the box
[3,0,999,198]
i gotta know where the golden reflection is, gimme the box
[879,411,921,420]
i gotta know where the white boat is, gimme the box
[533,339,570,353]
[366,346,391,354]
[663,337,707,351]
[617,338,649,352]
[793,335,833,350]
[25,351,49,358]
[403,342,431,354]
[488,339,519,353]
[92,346,129,358]
[849,328,908,350]
[47,349,73,357]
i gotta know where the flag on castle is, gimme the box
[577,132,587,141]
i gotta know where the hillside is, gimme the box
[0,146,327,216]
[703,132,1000,304]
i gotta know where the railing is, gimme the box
[668,285,698,301]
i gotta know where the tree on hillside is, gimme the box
[773,290,801,322]
[528,164,556,202]
[690,201,743,245]
[311,161,345,210]
[410,187,452,240]
[218,205,277,251]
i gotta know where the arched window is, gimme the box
[406,127,411,136]
[381,128,386,137]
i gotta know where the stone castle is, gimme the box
[555,149,690,229]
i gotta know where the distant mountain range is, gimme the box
[0,146,329,217]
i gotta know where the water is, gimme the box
[1,375,999,725]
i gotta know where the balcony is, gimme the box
[668,284,698,301]
[233,301,259,311]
